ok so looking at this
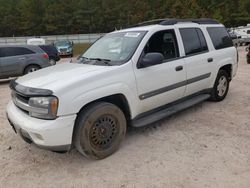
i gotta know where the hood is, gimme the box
[16,63,110,92]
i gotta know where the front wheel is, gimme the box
[73,102,127,159]
[210,70,230,102]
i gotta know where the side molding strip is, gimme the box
[139,73,211,100]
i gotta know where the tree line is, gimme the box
[0,0,249,37]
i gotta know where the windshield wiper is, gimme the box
[89,58,112,66]
[79,57,112,66]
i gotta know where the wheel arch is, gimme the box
[219,64,232,81]
[23,64,41,74]
[76,93,132,123]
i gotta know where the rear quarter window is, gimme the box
[207,27,233,50]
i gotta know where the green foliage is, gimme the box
[0,0,249,37]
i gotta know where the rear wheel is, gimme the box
[210,70,230,101]
[24,65,40,75]
[49,59,56,65]
[73,102,127,159]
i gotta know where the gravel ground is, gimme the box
[0,48,250,188]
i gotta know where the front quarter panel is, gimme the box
[55,62,140,119]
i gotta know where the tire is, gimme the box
[24,65,40,75]
[49,58,56,65]
[73,102,127,159]
[210,70,230,102]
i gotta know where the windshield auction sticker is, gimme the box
[124,33,140,37]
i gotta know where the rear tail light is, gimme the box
[42,53,49,59]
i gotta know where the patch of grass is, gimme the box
[73,43,91,57]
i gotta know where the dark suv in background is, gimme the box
[39,45,60,65]
[0,45,51,79]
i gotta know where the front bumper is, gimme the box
[6,101,76,151]
[59,51,72,56]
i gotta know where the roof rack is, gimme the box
[131,18,219,28]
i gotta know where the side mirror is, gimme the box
[139,52,164,68]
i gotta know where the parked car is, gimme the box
[246,45,250,64]
[27,38,46,45]
[39,45,60,65]
[6,18,238,159]
[0,45,51,79]
[54,40,73,57]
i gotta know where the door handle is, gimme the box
[175,66,183,71]
[207,58,213,63]
[19,57,26,60]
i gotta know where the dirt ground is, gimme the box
[0,47,250,188]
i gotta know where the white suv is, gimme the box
[6,19,238,159]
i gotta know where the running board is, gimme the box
[132,94,210,127]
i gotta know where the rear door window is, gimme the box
[0,47,35,57]
[207,27,233,50]
[180,28,208,56]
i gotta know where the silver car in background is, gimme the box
[0,45,51,79]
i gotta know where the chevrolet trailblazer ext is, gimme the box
[6,19,238,159]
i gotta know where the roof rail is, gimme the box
[160,18,219,25]
[131,18,219,28]
[128,19,166,28]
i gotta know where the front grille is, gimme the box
[60,48,67,52]
[12,91,30,114]
[15,92,29,104]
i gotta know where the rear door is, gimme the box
[179,27,215,96]
[0,47,35,77]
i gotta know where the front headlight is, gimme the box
[28,96,58,120]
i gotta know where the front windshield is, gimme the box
[81,31,146,65]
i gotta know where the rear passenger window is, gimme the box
[207,27,233,50]
[0,47,35,57]
[180,28,208,56]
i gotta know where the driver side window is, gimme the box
[144,30,179,61]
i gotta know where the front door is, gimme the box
[134,29,187,114]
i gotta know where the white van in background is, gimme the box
[234,24,250,46]
[27,38,46,45]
